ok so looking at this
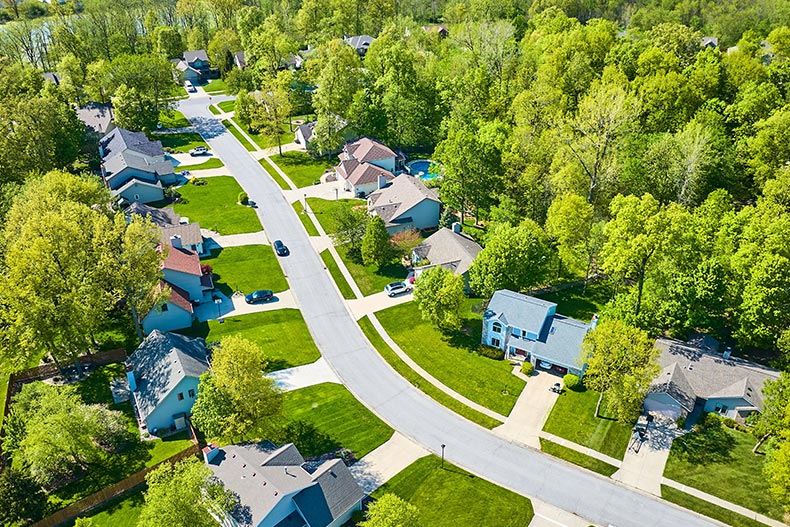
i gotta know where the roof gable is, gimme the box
[163,246,202,275]
[414,228,482,276]
[345,137,396,164]
[367,176,440,225]
[485,290,556,335]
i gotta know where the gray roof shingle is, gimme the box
[101,128,165,160]
[127,203,181,227]
[485,290,556,335]
[413,228,482,276]
[367,176,440,226]
[161,222,203,247]
[76,102,114,134]
[183,50,209,64]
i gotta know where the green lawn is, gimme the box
[159,109,191,129]
[372,456,534,527]
[542,387,632,460]
[358,316,502,429]
[261,159,292,190]
[76,488,145,527]
[305,198,364,234]
[336,244,408,297]
[156,132,207,153]
[209,104,220,115]
[661,486,767,527]
[270,152,334,188]
[377,301,524,416]
[282,383,393,459]
[294,201,320,236]
[203,78,228,94]
[179,310,320,371]
[232,118,292,150]
[218,100,235,112]
[320,249,355,299]
[203,245,288,296]
[172,176,262,235]
[664,420,785,520]
[222,119,255,151]
[534,281,613,322]
[176,157,224,171]
[539,438,618,477]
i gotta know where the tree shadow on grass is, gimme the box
[672,420,735,465]
[443,317,484,352]
[74,364,125,406]
[275,420,341,458]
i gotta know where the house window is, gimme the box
[188,389,195,398]
[160,304,169,312]
[134,194,140,201]
[491,337,501,347]
[177,392,184,401]
[492,322,502,333]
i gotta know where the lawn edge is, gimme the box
[539,437,618,477]
[319,249,354,299]
[660,485,769,527]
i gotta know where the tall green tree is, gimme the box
[361,216,393,267]
[414,266,466,331]
[545,193,596,278]
[0,469,46,527]
[360,493,419,527]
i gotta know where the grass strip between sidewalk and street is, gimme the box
[293,201,320,236]
[358,316,502,429]
[222,119,255,151]
[661,485,767,527]
[209,104,220,115]
[176,157,224,171]
[260,159,291,190]
[320,249,355,299]
[539,438,618,477]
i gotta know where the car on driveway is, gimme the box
[184,80,196,92]
[384,282,412,297]
[189,146,208,156]
[245,290,274,304]
[274,240,289,256]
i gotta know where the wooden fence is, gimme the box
[29,444,200,527]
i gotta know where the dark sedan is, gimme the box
[245,290,274,304]
[273,240,289,256]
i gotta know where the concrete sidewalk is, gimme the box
[494,370,560,448]
[284,179,348,203]
[530,499,600,527]
[350,432,429,494]
[267,357,340,392]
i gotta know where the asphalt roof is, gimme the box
[344,35,375,50]
[163,246,202,275]
[127,330,208,422]
[344,137,395,164]
[101,127,165,160]
[413,227,482,276]
[183,49,209,63]
[127,203,181,227]
[367,176,440,225]
[161,222,203,247]
[103,150,175,185]
[76,102,114,134]
[485,290,557,335]
[297,121,316,143]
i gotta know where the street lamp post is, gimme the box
[214,298,222,319]
[441,444,446,468]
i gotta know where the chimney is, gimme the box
[125,362,137,392]
[451,222,461,234]
[590,314,599,330]
[202,442,220,464]
[170,235,182,249]
[723,346,732,360]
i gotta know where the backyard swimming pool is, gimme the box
[408,159,440,180]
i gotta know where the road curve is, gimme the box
[178,97,719,527]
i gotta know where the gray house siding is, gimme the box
[142,302,193,334]
[162,268,203,300]
[385,199,441,234]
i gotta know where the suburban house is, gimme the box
[76,102,115,137]
[204,441,365,527]
[126,202,181,227]
[412,223,482,291]
[421,24,448,37]
[126,330,209,435]
[142,243,213,334]
[173,50,214,84]
[367,175,441,234]
[482,290,596,377]
[234,50,247,70]
[335,137,401,197]
[344,35,375,56]
[294,121,316,147]
[161,223,206,256]
[99,127,176,204]
[701,36,719,49]
[644,336,780,421]
[42,71,61,85]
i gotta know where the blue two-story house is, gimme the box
[126,330,209,435]
[482,290,596,377]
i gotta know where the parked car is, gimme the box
[273,240,289,256]
[538,360,552,370]
[184,80,196,92]
[189,146,208,156]
[245,290,274,304]
[384,282,412,297]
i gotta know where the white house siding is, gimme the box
[117,181,165,204]
[369,157,395,172]
[142,303,193,334]
[703,397,754,419]
[350,180,380,197]
[162,269,204,300]
[142,377,200,432]
[644,392,686,419]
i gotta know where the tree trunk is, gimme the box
[595,391,604,418]
[635,258,647,316]
[130,304,144,343]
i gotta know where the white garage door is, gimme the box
[644,397,683,420]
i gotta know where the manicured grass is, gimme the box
[76,488,145,527]
[294,201,320,236]
[158,109,191,129]
[179,310,320,371]
[539,438,618,477]
[232,118,292,150]
[377,301,524,416]
[260,159,292,190]
[176,157,224,171]
[320,249,355,299]
[203,245,288,296]
[209,104,220,115]
[664,421,785,520]
[218,100,235,112]
[358,316,502,429]
[203,78,228,94]
[661,486,767,527]
[270,152,334,188]
[372,455,534,527]
[542,387,632,460]
[222,119,255,151]
[156,132,207,153]
[172,176,262,235]
[534,281,613,322]
[305,198,364,234]
[282,383,393,459]
[336,243,408,297]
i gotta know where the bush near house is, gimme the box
[521,362,534,376]
[564,374,581,390]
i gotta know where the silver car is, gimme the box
[384,282,412,297]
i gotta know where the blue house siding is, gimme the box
[117,181,164,204]
[143,377,201,432]
[703,397,755,418]
[142,302,193,334]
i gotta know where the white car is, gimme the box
[384,282,412,297]
[184,80,196,92]
[189,146,208,156]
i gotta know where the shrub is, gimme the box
[238,191,249,205]
[563,373,581,391]
[722,417,748,433]
[676,416,686,429]
[478,346,504,360]
[701,412,723,429]
[520,361,534,376]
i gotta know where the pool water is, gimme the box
[409,160,439,180]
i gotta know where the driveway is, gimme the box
[494,370,560,448]
[284,179,348,203]
[612,417,682,496]
[267,357,340,392]
[177,98,719,527]
[350,432,429,494]
[347,290,414,318]
[194,290,297,321]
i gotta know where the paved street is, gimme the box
[178,94,719,527]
